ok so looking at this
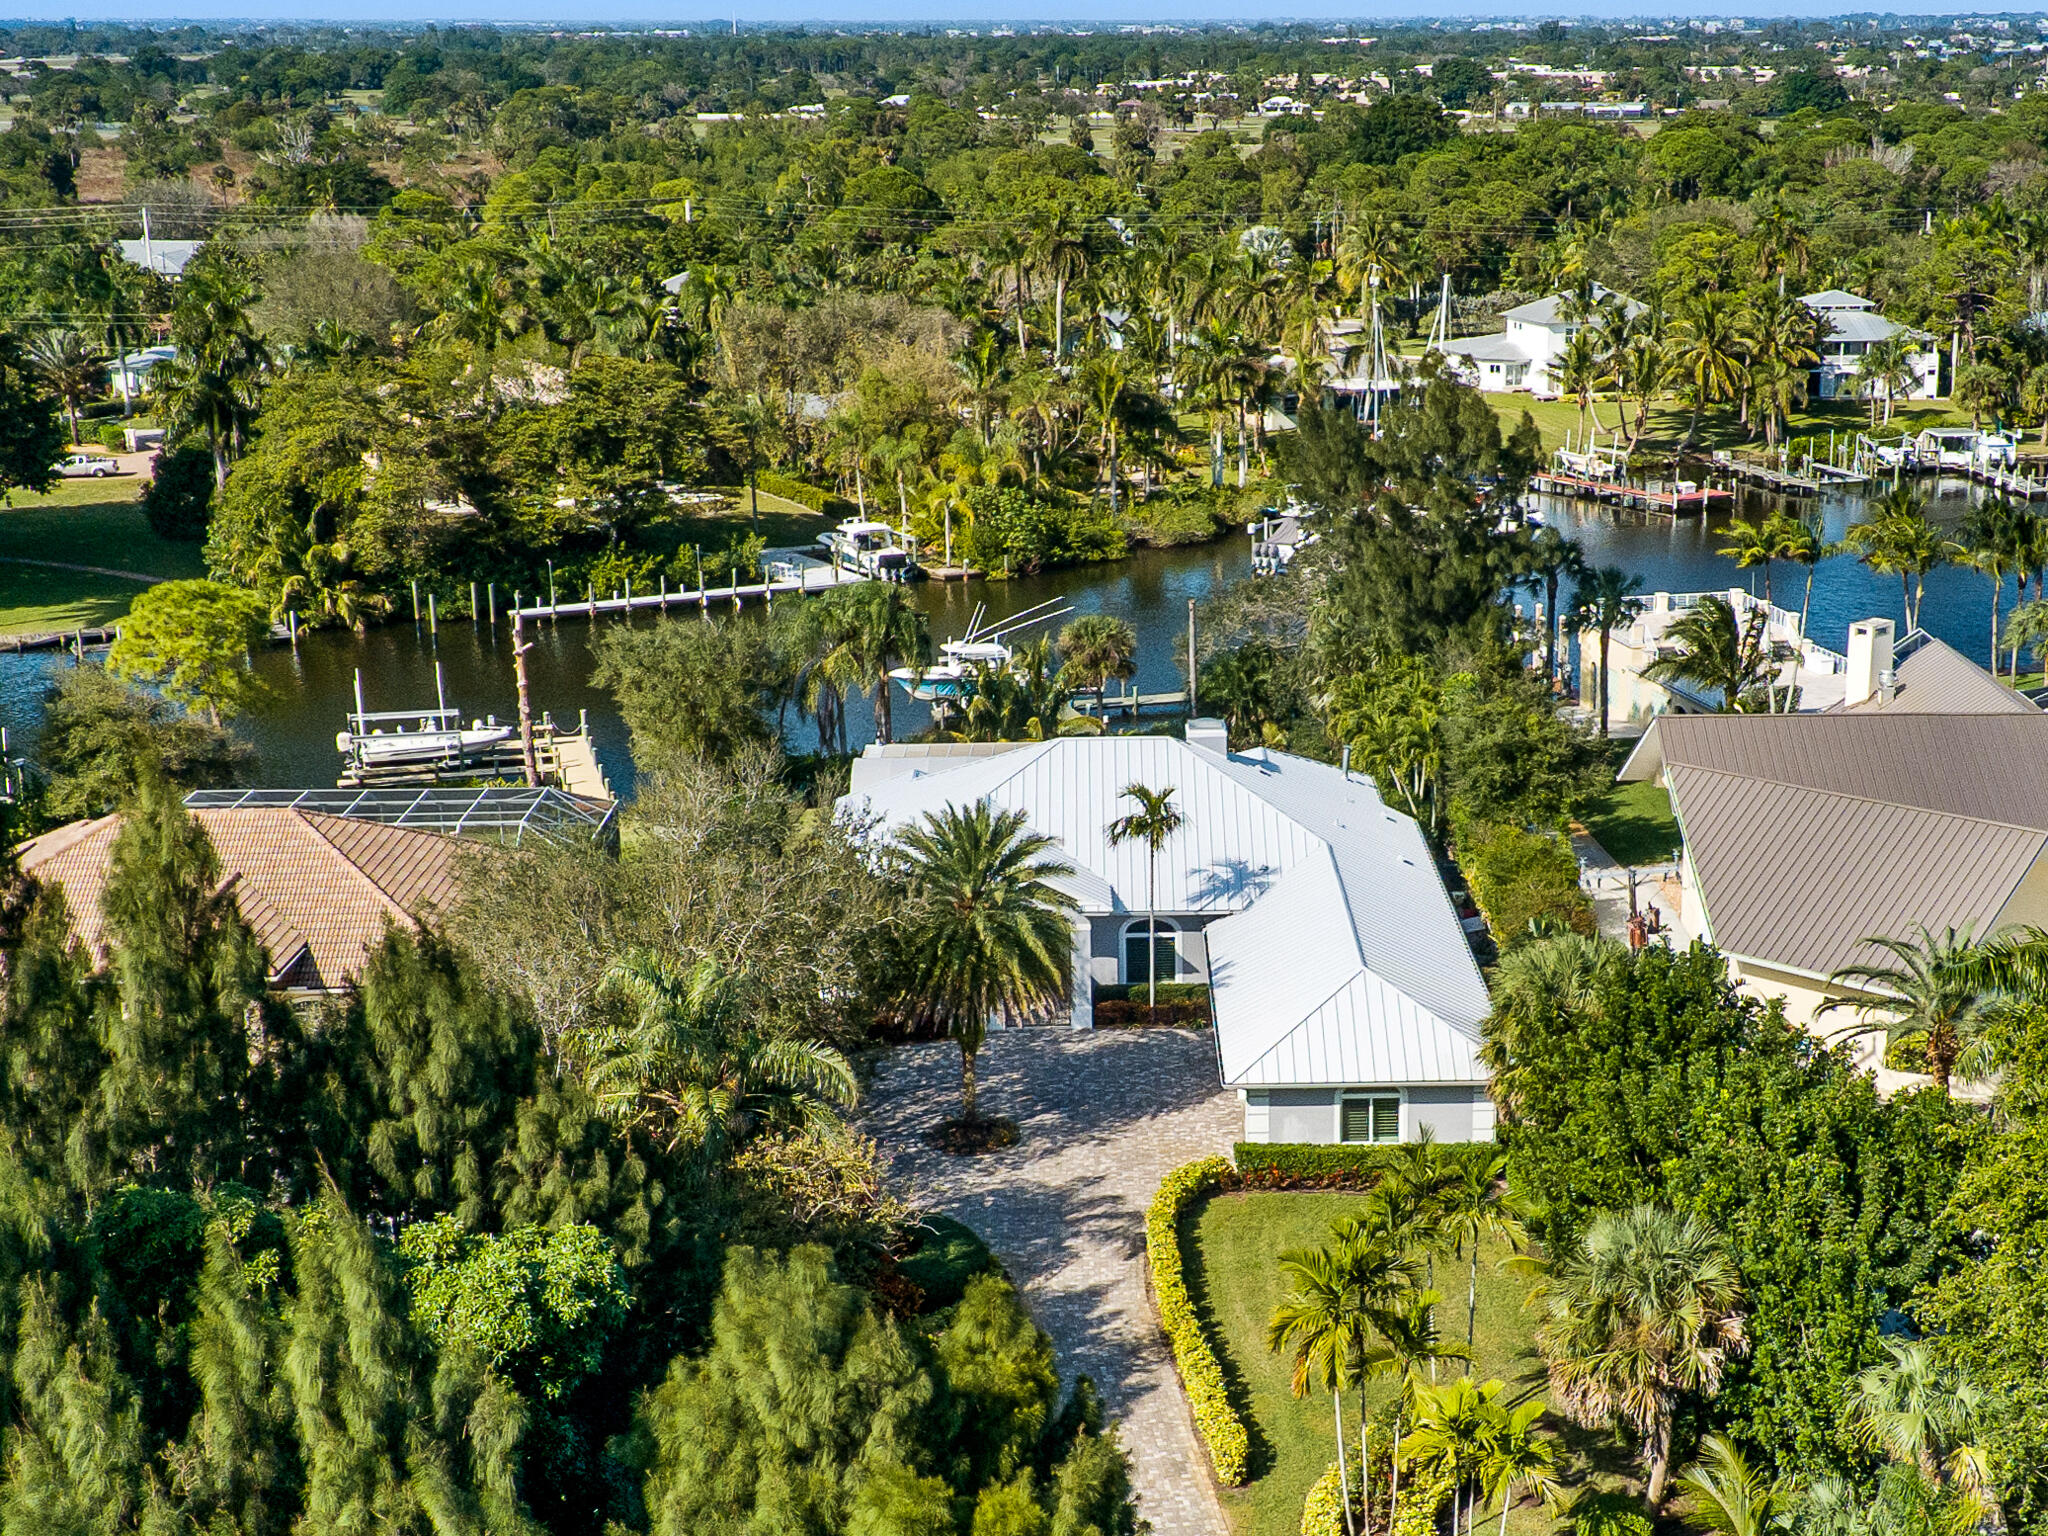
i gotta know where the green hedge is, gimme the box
[1094,1000,1209,1028]
[98,424,130,453]
[1457,822,1595,949]
[1232,1143,1407,1190]
[1093,982,1209,1005]
[1301,1461,1348,1536]
[757,471,855,517]
[1145,1157,1249,1485]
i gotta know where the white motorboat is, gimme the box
[818,519,917,579]
[1974,432,2017,470]
[337,666,515,772]
[1914,427,1979,470]
[890,598,1072,702]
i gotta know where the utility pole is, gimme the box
[511,609,539,787]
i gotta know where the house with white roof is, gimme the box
[841,720,1495,1145]
[1800,291,1940,401]
[1434,284,1642,397]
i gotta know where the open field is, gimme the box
[1191,1191,1631,1536]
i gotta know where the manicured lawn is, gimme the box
[677,489,834,553]
[0,488,205,635]
[1191,1191,1578,1536]
[1578,780,1683,869]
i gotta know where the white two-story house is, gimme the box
[1799,290,1941,402]
[1435,284,1642,397]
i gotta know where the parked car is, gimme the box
[54,452,120,479]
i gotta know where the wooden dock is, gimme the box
[1532,471,1731,513]
[512,555,870,624]
[1069,687,1191,719]
[339,711,612,800]
[1709,452,1823,496]
[1963,463,2048,500]
[6,626,117,655]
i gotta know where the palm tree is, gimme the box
[1572,565,1647,738]
[1556,329,1604,441]
[891,802,1078,1122]
[818,581,931,746]
[1480,1397,1559,1536]
[1521,528,1587,686]
[1641,595,1776,713]
[1671,293,1748,449]
[153,264,269,490]
[1820,925,2007,1093]
[1845,486,1947,633]
[1270,1244,1377,1535]
[1958,498,2025,672]
[1404,1375,1511,1536]
[2005,597,2048,678]
[1106,783,1184,1011]
[1676,1435,1793,1536]
[1771,513,1835,641]
[26,329,104,446]
[1856,334,1916,428]
[1028,205,1093,358]
[1717,519,1779,605]
[1438,1149,1526,1357]
[586,951,857,1165]
[1532,1204,1748,1513]
[1362,1295,1470,1535]
[1846,1338,1991,1502]
[1056,614,1137,710]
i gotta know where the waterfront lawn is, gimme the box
[0,492,204,635]
[1578,780,1683,869]
[1191,1191,1576,1536]
[673,488,832,555]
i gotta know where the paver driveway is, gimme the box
[864,1027,1242,1536]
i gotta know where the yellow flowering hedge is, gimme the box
[1302,1461,1348,1536]
[1145,1156,1249,1485]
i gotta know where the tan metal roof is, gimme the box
[17,808,461,991]
[1835,634,2038,717]
[1623,712,2048,976]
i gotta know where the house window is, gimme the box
[1340,1092,1402,1144]
[1121,919,1180,985]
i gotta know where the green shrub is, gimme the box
[1457,822,1594,948]
[1883,1036,1930,1073]
[896,1214,997,1309]
[99,423,130,453]
[1566,1490,1654,1536]
[962,486,1126,574]
[1301,1461,1348,1536]
[1232,1143,1405,1190]
[1092,982,1210,1005]
[1392,1458,1457,1536]
[1093,999,1209,1028]
[137,443,215,543]
[1124,490,1223,547]
[1145,1157,1249,1484]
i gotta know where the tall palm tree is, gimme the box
[1556,329,1605,441]
[818,581,931,746]
[1640,595,1776,713]
[2005,597,2048,679]
[1361,1294,1469,1534]
[1404,1374,1512,1536]
[1571,565,1647,737]
[1856,334,1916,428]
[1958,498,2026,672]
[1531,1204,1748,1513]
[1055,614,1138,710]
[1820,925,2007,1094]
[1106,783,1184,1010]
[1270,1244,1375,1535]
[1522,528,1587,686]
[1028,205,1094,358]
[1771,513,1835,641]
[891,802,1078,1122]
[1846,486,1946,631]
[586,951,857,1165]
[1846,1338,1991,1501]
[1438,1149,1526,1357]
[1717,518,1779,605]
[1671,293,1748,449]
[1676,1435,1793,1536]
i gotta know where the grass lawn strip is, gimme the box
[0,489,206,635]
[1576,780,1683,869]
[1192,1190,1618,1536]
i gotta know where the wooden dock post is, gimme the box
[660,574,667,610]
[588,584,596,619]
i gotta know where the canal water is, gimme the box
[0,475,2021,797]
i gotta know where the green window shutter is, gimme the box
[1372,1097,1400,1143]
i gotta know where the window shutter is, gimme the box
[1340,1097,1375,1143]
[1372,1097,1400,1143]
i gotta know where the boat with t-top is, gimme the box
[890,598,1072,702]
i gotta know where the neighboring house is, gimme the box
[16,805,461,994]
[116,237,204,279]
[1433,284,1642,397]
[1583,603,2031,731]
[1799,290,1940,402]
[841,721,1495,1146]
[1617,673,2048,1079]
[109,345,177,398]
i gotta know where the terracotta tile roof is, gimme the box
[16,808,461,991]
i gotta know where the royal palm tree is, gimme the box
[1856,334,1916,428]
[1056,613,1138,710]
[1438,1149,1527,1357]
[1676,1435,1794,1536]
[1571,565,1647,736]
[1481,1397,1560,1536]
[1846,1338,1992,1502]
[1958,498,2026,672]
[1532,1204,1748,1513]
[1641,595,1776,713]
[153,265,269,490]
[1556,329,1605,442]
[818,580,931,746]
[588,951,857,1165]
[1107,783,1184,1010]
[1820,925,2007,1094]
[891,802,1078,1122]
[1771,513,1835,641]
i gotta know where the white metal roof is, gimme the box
[1438,333,1533,364]
[844,735,1490,1089]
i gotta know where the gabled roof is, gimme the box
[1833,632,2040,717]
[1799,288,1876,310]
[1438,333,1534,364]
[17,808,461,991]
[1620,713,2048,977]
[1814,309,1923,346]
[844,736,1489,1088]
[1502,284,1642,327]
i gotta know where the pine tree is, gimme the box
[936,1275,1060,1490]
[0,884,106,1221]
